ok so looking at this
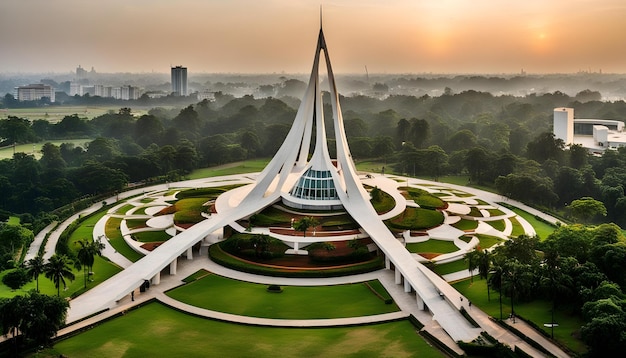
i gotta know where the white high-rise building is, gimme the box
[171,66,188,96]
[553,108,574,145]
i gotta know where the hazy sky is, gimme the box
[1,0,626,74]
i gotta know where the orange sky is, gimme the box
[1,0,625,74]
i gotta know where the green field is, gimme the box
[187,159,270,179]
[49,302,444,358]
[0,106,150,122]
[166,274,399,319]
[0,139,90,160]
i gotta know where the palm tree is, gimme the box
[44,254,76,296]
[465,248,481,283]
[25,255,45,292]
[75,238,105,288]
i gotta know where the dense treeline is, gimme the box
[468,224,626,356]
[2,89,626,227]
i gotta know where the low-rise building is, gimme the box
[15,84,55,102]
[554,107,626,154]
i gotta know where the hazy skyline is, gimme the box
[1,0,626,75]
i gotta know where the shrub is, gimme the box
[266,284,283,293]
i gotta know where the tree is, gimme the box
[526,132,564,164]
[293,216,319,239]
[240,130,261,158]
[43,254,76,296]
[1,268,29,290]
[26,255,45,292]
[75,238,105,288]
[465,249,481,283]
[569,197,607,224]
[465,147,490,184]
[19,290,70,346]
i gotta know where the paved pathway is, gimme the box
[24,221,57,261]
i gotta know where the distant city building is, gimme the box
[121,85,141,100]
[76,65,87,80]
[197,89,215,101]
[171,66,188,96]
[70,82,82,96]
[554,107,626,154]
[15,84,55,102]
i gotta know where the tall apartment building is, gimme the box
[15,84,55,102]
[171,65,188,96]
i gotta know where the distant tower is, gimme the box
[553,108,574,145]
[171,66,188,96]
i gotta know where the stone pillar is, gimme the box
[186,246,193,260]
[404,279,411,293]
[293,242,299,252]
[170,259,177,275]
[152,272,161,285]
[395,269,402,285]
[416,293,425,310]
[385,256,391,270]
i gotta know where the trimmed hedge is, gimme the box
[209,244,384,278]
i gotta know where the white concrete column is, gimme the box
[416,294,425,310]
[293,242,299,251]
[404,279,411,293]
[385,256,391,270]
[170,259,177,275]
[395,269,402,285]
[186,247,193,260]
[152,272,161,285]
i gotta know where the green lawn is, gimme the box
[187,159,270,179]
[171,197,209,224]
[475,234,504,249]
[509,217,526,237]
[452,219,479,230]
[354,160,389,174]
[371,190,396,214]
[114,204,135,215]
[406,239,459,254]
[500,204,557,240]
[7,216,20,225]
[432,259,468,275]
[125,219,147,229]
[105,217,144,262]
[132,230,171,243]
[487,208,506,216]
[166,274,399,319]
[488,219,506,232]
[452,278,586,354]
[49,302,444,358]
[387,207,444,230]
